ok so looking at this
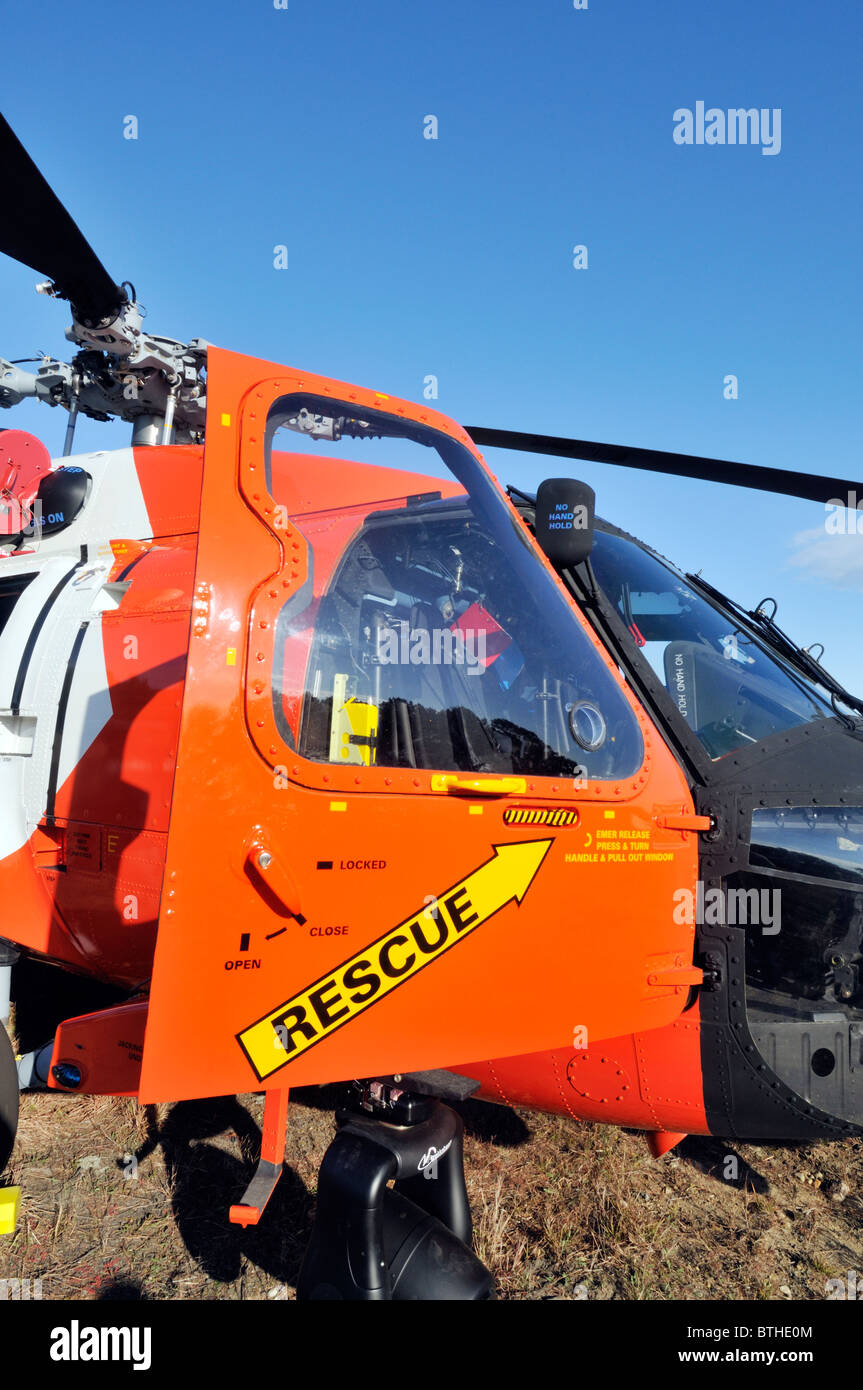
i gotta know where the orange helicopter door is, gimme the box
[139,349,701,1103]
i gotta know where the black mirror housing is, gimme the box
[535,477,595,567]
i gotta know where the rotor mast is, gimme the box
[0,113,207,451]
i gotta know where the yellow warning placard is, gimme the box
[503,807,578,827]
[237,839,552,1080]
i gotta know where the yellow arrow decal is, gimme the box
[237,838,552,1080]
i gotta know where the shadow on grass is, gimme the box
[125,1097,316,1288]
[453,1097,532,1147]
[13,964,527,1289]
[675,1135,770,1193]
[125,1088,527,1290]
[97,1278,147,1300]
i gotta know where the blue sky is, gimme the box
[2,0,861,689]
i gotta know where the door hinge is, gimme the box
[656,812,713,834]
[647,962,705,990]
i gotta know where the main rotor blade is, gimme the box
[0,113,125,323]
[465,426,863,510]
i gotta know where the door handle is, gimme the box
[245,840,304,918]
[430,774,527,797]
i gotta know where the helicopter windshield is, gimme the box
[264,397,644,782]
[589,524,834,759]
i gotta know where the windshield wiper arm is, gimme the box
[684,573,863,720]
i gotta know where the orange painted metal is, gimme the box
[132,444,204,539]
[456,997,707,1136]
[646,1130,687,1158]
[136,348,703,1103]
[229,1087,290,1227]
[48,999,147,1096]
[1,350,712,1136]
[657,813,712,833]
[0,436,202,988]
[30,537,195,985]
[0,840,91,972]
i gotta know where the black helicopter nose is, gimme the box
[696,720,863,1140]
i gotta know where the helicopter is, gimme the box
[1,110,863,1300]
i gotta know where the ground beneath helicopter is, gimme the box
[3,963,862,1302]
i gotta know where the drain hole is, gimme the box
[811,1048,835,1078]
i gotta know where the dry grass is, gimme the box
[3,966,863,1300]
[6,1084,861,1301]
